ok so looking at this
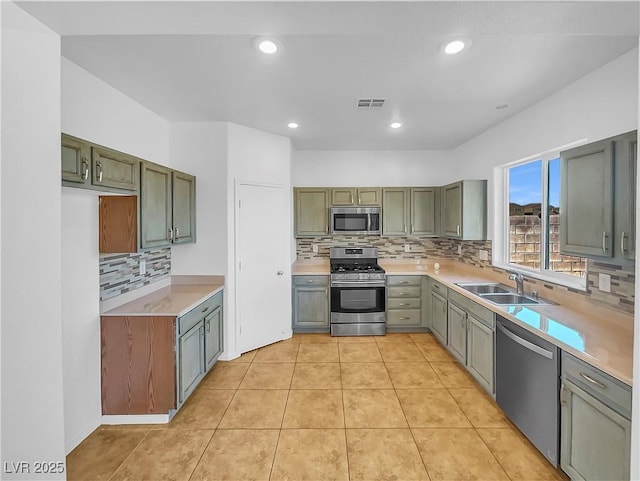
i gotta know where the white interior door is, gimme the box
[236,182,291,353]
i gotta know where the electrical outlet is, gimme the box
[140,259,146,275]
[404,244,411,253]
[479,250,488,261]
[598,273,611,292]
[457,245,462,255]
[312,244,319,253]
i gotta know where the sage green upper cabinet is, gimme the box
[141,163,196,248]
[172,171,196,245]
[382,188,409,235]
[441,180,487,240]
[410,187,439,236]
[561,140,614,257]
[92,145,139,191]
[561,130,637,261]
[141,162,173,248]
[61,134,90,184]
[331,187,381,206]
[294,188,329,237]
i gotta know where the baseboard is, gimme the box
[101,414,170,425]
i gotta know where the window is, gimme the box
[504,154,586,288]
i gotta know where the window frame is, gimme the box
[494,147,587,291]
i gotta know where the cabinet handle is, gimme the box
[175,228,180,240]
[456,225,461,236]
[399,292,408,296]
[202,307,209,313]
[602,232,608,254]
[399,281,410,284]
[206,320,211,333]
[350,192,354,204]
[81,158,89,180]
[560,383,567,405]
[358,195,361,204]
[399,317,411,320]
[96,162,103,182]
[306,280,315,284]
[620,232,626,255]
[579,372,607,390]
[399,303,410,306]
[168,229,174,241]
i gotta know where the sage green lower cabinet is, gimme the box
[292,276,330,332]
[429,280,448,345]
[204,293,223,371]
[561,352,631,481]
[178,320,206,404]
[448,290,495,395]
[386,275,428,332]
[447,302,467,362]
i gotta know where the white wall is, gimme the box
[225,123,292,359]
[169,122,228,276]
[452,47,639,238]
[1,2,66,477]
[60,58,171,453]
[293,150,451,187]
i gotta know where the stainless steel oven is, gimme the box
[330,247,386,336]
[330,207,381,235]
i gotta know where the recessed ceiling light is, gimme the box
[496,104,509,110]
[288,122,299,129]
[443,38,471,55]
[390,122,403,129]
[252,36,281,55]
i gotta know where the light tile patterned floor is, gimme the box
[67,333,569,481]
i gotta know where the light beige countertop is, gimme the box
[292,258,634,385]
[102,276,224,318]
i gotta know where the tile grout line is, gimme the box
[337,337,353,481]
[105,427,154,481]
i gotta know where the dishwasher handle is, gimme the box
[497,322,554,360]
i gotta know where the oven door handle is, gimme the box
[331,281,386,288]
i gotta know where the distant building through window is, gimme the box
[507,157,586,279]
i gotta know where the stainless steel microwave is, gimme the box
[330,207,381,235]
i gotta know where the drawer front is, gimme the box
[388,286,421,299]
[449,290,494,329]
[430,279,448,297]
[387,275,422,287]
[293,275,329,287]
[562,352,631,418]
[179,295,218,334]
[387,309,422,327]
[388,298,421,310]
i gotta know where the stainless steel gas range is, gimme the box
[329,247,386,336]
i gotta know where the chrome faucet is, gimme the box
[508,271,525,296]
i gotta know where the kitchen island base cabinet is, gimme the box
[101,291,223,417]
[560,352,631,481]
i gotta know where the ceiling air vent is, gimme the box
[356,98,386,109]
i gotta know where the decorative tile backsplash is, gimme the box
[296,236,634,314]
[99,248,171,300]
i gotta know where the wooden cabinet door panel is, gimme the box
[410,187,438,236]
[467,316,494,394]
[447,303,467,363]
[62,134,90,183]
[141,163,173,248]
[382,188,408,235]
[293,286,330,330]
[430,291,447,345]
[295,188,329,236]
[561,380,631,481]
[92,146,139,191]
[442,182,462,238]
[178,322,206,403]
[172,171,196,244]
[561,140,613,257]
[99,195,138,253]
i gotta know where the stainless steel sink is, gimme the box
[480,293,543,305]
[455,282,552,306]
[455,283,511,295]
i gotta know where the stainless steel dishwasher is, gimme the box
[496,315,560,466]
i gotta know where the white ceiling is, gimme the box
[17,1,640,151]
